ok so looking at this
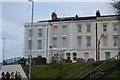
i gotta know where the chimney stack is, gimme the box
[96,10,101,17]
[51,12,58,20]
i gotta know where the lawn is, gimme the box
[28,62,96,79]
[104,71,120,78]
[24,60,120,79]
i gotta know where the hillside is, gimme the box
[24,60,120,80]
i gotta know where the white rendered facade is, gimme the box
[24,22,49,59]
[24,12,120,62]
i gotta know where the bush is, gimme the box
[19,58,26,66]
[32,56,46,65]
[87,58,95,63]
[63,59,72,63]
[77,58,85,63]
[92,61,102,67]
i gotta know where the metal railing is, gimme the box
[80,54,120,80]
[3,57,22,64]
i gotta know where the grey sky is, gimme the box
[1,1,115,60]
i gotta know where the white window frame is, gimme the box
[102,35,107,47]
[77,36,82,48]
[28,40,32,50]
[38,39,42,50]
[84,53,89,61]
[87,24,91,33]
[73,53,77,61]
[103,24,107,32]
[87,36,91,47]
[38,28,42,38]
[78,24,82,33]
[105,52,110,60]
[113,35,118,47]
[29,29,33,38]
[62,25,67,34]
[113,23,118,32]
[53,37,57,48]
[62,36,67,48]
[53,25,58,34]
[66,53,71,60]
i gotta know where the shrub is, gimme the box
[87,58,95,63]
[63,59,72,63]
[92,61,102,67]
[77,58,85,63]
[32,56,46,65]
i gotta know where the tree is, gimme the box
[111,0,120,15]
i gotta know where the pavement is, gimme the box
[0,64,28,79]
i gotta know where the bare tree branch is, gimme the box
[111,0,120,15]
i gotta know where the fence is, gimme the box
[4,57,22,64]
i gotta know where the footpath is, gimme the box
[0,64,27,79]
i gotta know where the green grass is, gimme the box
[104,71,120,79]
[24,60,120,79]
[95,60,118,71]
[31,65,59,78]
[29,62,96,78]
[64,63,95,78]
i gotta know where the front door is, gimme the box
[84,53,89,62]
[105,52,110,60]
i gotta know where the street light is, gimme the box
[49,46,53,63]
[49,46,64,79]
[97,33,105,62]
[2,38,5,64]
[96,23,98,62]
[28,0,34,80]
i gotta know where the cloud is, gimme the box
[2,0,112,2]
[2,2,27,59]
[1,2,114,59]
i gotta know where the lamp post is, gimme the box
[2,38,5,64]
[49,45,64,79]
[49,46,53,63]
[98,33,105,62]
[28,0,34,80]
[96,23,98,62]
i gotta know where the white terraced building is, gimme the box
[24,10,120,63]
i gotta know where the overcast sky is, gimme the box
[0,0,116,62]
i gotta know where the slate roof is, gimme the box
[37,15,119,22]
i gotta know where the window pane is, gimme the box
[28,40,32,50]
[62,36,67,48]
[113,35,118,47]
[113,24,118,31]
[78,36,82,48]
[73,53,77,61]
[53,37,57,48]
[38,40,42,50]
[62,25,67,34]
[103,24,107,31]
[105,52,110,60]
[87,36,91,47]
[29,29,33,38]
[38,29,42,38]
[53,26,58,34]
[78,24,82,33]
[87,24,91,32]
[103,36,107,47]
[66,53,70,60]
